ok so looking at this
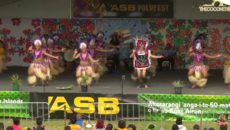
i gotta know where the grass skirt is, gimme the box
[44,58,59,76]
[76,65,92,86]
[188,65,207,87]
[0,55,7,73]
[223,64,230,84]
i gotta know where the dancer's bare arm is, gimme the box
[27,46,33,54]
[96,48,114,52]
[186,47,194,57]
[203,53,221,59]
[42,51,59,59]
[73,49,79,59]
[50,48,70,53]
[105,43,120,48]
[130,50,135,58]
[150,54,163,58]
[88,55,99,62]
[151,49,162,52]
[153,43,165,48]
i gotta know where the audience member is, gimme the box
[124,43,134,69]
[106,123,113,130]
[220,125,227,130]
[193,124,199,130]
[157,43,175,71]
[148,125,154,130]
[176,117,186,130]
[127,124,136,130]
[6,126,13,130]
[172,124,179,130]
[208,127,214,130]
[23,127,31,130]
[68,113,86,128]
[117,120,127,130]
[33,118,48,130]
[109,34,120,69]
[68,116,81,130]
[94,120,106,130]
[11,118,21,130]
[64,126,71,130]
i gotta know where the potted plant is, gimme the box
[80,75,88,92]
[172,80,184,94]
[10,74,21,91]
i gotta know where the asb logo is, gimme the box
[48,96,120,114]
[199,0,230,12]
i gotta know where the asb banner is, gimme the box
[0,91,30,118]
[73,0,174,18]
[138,94,230,121]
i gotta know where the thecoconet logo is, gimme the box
[199,0,230,12]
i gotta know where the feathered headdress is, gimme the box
[78,41,87,49]
[40,36,46,43]
[132,34,150,49]
[87,35,96,46]
[193,33,207,50]
[52,33,59,41]
[33,39,42,46]
[47,37,54,44]
[96,32,104,38]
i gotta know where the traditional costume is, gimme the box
[223,38,230,87]
[0,41,7,73]
[28,39,52,85]
[52,33,65,73]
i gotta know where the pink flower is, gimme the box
[23,29,32,36]
[18,48,26,56]
[7,47,16,55]
[11,18,21,26]
[23,56,32,63]
[17,37,25,45]
[82,19,91,27]
[25,39,32,49]
[31,19,40,28]
[35,28,41,36]
[9,37,16,44]
[2,28,11,35]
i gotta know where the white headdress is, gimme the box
[34,39,42,45]
[196,42,201,50]
[79,42,87,49]
[47,38,54,44]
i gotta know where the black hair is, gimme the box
[193,124,199,130]
[148,124,154,129]
[172,124,179,130]
[6,126,13,130]
[13,118,20,125]
[208,127,214,130]
[106,123,113,130]
[70,116,77,124]
[36,118,43,125]
[220,125,227,130]
[118,120,126,128]
[64,126,71,130]
[127,124,136,130]
[176,117,182,125]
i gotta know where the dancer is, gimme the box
[96,32,120,75]
[52,33,65,73]
[27,39,59,87]
[87,35,114,82]
[130,36,163,88]
[73,41,99,87]
[222,38,230,89]
[186,35,221,88]
[0,40,7,73]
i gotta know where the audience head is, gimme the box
[36,118,43,125]
[209,127,214,130]
[148,124,155,129]
[172,124,179,130]
[13,118,20,125]
[64,126,71,130]
[118,120,126,128]
[22,127,31,130]
[166,43,171,49]
[176,117,182,125]
[70,116,77,124]
[127,124,136,130]
[96,119,104,128]
[220,125,227,130]
[106,123,113,130]
[76,113,82,119]
[193,124,199,130]
[6,126,13,130]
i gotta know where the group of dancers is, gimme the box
[1,32,230,89]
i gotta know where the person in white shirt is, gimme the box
[176,117,187,130]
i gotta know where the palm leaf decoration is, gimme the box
[80,75,88,86]
[172,80,184,87]
[9,74,21,86]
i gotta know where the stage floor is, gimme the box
[0,67,229,95]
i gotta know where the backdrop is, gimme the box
[0,18,230,69]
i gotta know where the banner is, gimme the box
[73,0,174,18]
[0,91,30,118]
[138,94,230,121]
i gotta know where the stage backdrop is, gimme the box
[0,18,230,68]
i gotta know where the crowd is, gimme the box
[3,115,228,130]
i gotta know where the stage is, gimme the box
[0,67,229,95]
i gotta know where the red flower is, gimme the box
[35,28,41,36]
[87,25,95,34]
[80,25,87,33]
[155,39,164,46]
[155,19,164,23]
[7,47,16,55]
[59,32,68,39]
[74,33,80,39]
[82,19,91,27]
[166,38,173,44]
[31,19,40,28]
[18,48,26,56]
[192,22,201,29]
[165,31,173,39]
[5,56,12,63]
[23,56,32,63]
[173,21,182,29]
[17,37,25,45]
[23,29,32,36]
[155,23,165,30]
[42,19,57,31]
[185,29,192,38]
[0,19,2,25]
[11,18,21,26]
[2,28,11,35]
[179,45,186,53]
[25,39,32,49]
[9,37,16,44]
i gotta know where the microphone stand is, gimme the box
[43,76,49,93]
[121,75,125,102]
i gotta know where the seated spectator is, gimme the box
[68,113,86,128]
[148,125,155,130]
[6,126,13,130]
[33,118,48,130]
[23,127,31,130]
[117,120,127,130]
[176,117,186,130]
[127,124,136,130]
[220,125,227,130]
[217,114,228,126]
[208,127,214,130]
[193,124,199,130]
[11,118,21,130]
[157,43,176,71]
[172,124,179,130]
[124,43,134,70]
[68,116,81,130]
[64,126,71,130]
[105,123,113,130]
[93,120,106,130]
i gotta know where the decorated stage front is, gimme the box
[1,91,230,121]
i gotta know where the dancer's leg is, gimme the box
[142,69,148,88]
[41,65,48,84]
[188,68,196,88]
[137,69,141,88]
[86,66,93,87]
[28,66,37,87]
